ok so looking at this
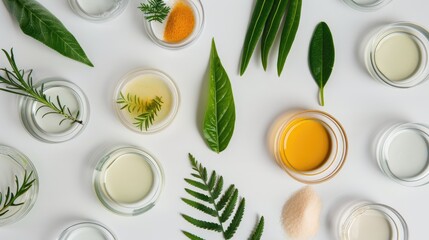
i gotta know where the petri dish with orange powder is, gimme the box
[272,110,348,183]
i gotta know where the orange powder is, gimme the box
[164,1,195,43]
[279,119,331,171]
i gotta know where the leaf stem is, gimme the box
[320,87,325,106]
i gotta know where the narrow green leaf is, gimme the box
[220,189,238,223]
[224,198,246,239]
[240,0,275,75]
[185,179,209,191]
[182,198,218,217]
[208,171,217,190]
[211,176,223,200]
[249,216,265,240]
[261,0,290,70]
[3,0,93,67]
[277,0,302,76]
[182,231,205,240]
[182,214,222,232]
[185,188,211,202]
[203,39,236,153]
[216,185,235,211]
[309,22,335,106]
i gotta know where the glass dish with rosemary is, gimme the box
[0,49,89,143]
[0,145,38,226]
[114,68,179,133]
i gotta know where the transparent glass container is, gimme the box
[68,0,129,22]
[93,146,164,216]
[0,145,39,226]
[19,78,90,143]
[58,221,116,240]
[343,0,392,11]
[337,202,408,240]
[144,0,205,49]
[376,122,429,187]
[113,68,180,133]
[365,22,429,88]
[271,110,348,184]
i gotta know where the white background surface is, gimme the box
[1,0,429,239]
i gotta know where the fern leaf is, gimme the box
[185,188,211,202]
[249,216,264,240]
[182,214,222,232]
[182,231,205,240]
[216,185,235,211]
[208,171,217,189]
[220,189,238,223]
[182,198,218,217]
[224,198,246,239]
[212,176,224,200]
[185,179,209,191]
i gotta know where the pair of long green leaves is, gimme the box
[181,154,264,240]
[203,39,236,153]
[240,0,302,76]
[3,0,93,67]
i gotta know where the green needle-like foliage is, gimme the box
[181,154,264,240]
[0,170,36,217]
[139,0,171,23]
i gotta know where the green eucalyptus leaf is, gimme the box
[2,0,93,67]
[240,0,275,75]
[309,22,335,106]
[203,39,236,153]
[277,0,302,76]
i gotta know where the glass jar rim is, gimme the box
[68,0,129,22]
[342,0,392,11]
[58,221,116,240]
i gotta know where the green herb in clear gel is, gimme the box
[0,171,35,217]
[181,154,265,240]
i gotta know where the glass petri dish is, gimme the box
[343,0,392,11]
[113,68,180,133]
[376,123,429,186]
[365,22,429,88]
[272,110,348,184]
[337,202,408,240]
[93,146,164,216]
[68,0,129,22]
[58,222,116,240]
[0,145,39,226]
[144,0,205,49]
[20,78,90,143]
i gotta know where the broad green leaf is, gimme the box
[182,214,222,232]
[185,178,208,191]
[182,231,205,240]
[240,0,275,75]
[185,188,211,202]
[309,22,335,106]
[3,0,93,67]
[182,198,218,217]
[277,0,302,76]
[216,185,235,211]
[249,216,265,240]
[220,189,238,223]
[224,198,245,239]
[261,0,290,70]
[203,39,236,153]
[211,176,223,200]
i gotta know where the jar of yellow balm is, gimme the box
[271,110,348,183]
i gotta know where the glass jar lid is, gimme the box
[58,222,116,240]
[343,0,392,11]
[68,0,129,22]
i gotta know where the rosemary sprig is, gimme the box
[116,93,163,131]
[0,170,36,217]
[0,49,83,125]
[139,0,171,23]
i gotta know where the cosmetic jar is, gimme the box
[93,146,164,216]
[337,202,408,240]
[20,78,90,143]
[114,68,180,133]
[144,0,205,49]
[376,123,429,186]
[0,145,39,226]
[58,221,116,240]
[68,0,129,22]
[343,0,392,11]
[365,22,429,88]
[272,110,348,184]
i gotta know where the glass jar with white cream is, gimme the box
[342,0,392,11]
[68,0,129,22]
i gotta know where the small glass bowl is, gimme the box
[19,78,90,143]
[272,110,348,184]
[113,68,180,133]
[376,123,429,187]
[93,146,164,216]
[68,0,129,22]
[365,22,429,88]
[144,0,205,49]
[343,0,392,11]
[337,202,408,240]
[0,145,39,226]
[58,221,116,240]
